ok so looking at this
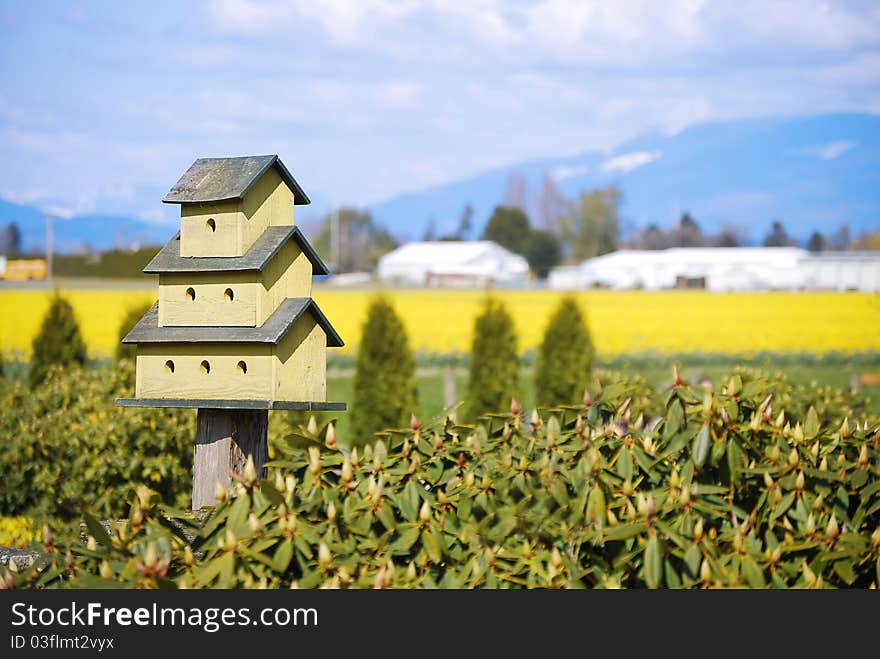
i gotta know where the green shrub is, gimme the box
[0,361,194,521]
[115,300,154,362]
[350,296,418,442]
[535,296,593,406]
[8,366,880,589]
[465,297,519,420]
[29,294,87,388]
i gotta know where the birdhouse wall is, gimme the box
[178,168,295,258]
[135,344,274,400]
[179,202,244,257]
[158,272,258,327]
[273,314,327,401]
[241,167,295,251]
[257,242,313,325]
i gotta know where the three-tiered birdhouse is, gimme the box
[116,155,344,508]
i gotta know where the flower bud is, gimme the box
[274,471,286,493]
[700,558,711,582]
[285,475,297,494]
[858,443,869,468]
[679,487,691,506]
[622,479,633,497]
[419,500,431,522]
[805,514,816,535]
[42,525,53,547]
[825,513,839,541]
[341,456,353,483]
[795,471,805,490]
[326,501,337,522]
[464,471,475,488]
[510,398,522,416]
[99,561,113,579]
[87,536,97,551]
[318,542,332,567]
[788,448,799,467]
[793,423,805,444]
[819,455,829,471]
[215,481,227,503]
[407,561,417,581]
[144,542,158,569]
[132,506,144,526]
[763,471,775,489]
[308,447,321,476]
[325,423,337,449]
[243,454,258,485]
[307,415,318,436]
[802,561,816,586]
[583,389,593,406]
[840,417,850,439]
[669,468,681,489]
[184,545,195,567]
[248,513,262,533]
[607,509,619,526]
[225,528,236,549]
[530,408,541,430]
[693,517,704,542]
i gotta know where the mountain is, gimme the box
[368,113,880,244]
[0,197,178,254]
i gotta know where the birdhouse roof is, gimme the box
[162,155,310,205]
[143,226,329,275]
[122,297,344,347]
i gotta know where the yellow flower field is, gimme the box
[1,287,878,359]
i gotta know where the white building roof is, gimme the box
[379,241,509,266]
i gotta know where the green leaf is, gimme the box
[391,526,421,554]
[644,536,662,589]
[692,425,711,469]
[805,406,820,439]
[422,530,444,563]
[771,493,796,520]
[833,560,856,585]
[83,513,113,549]
[273,540,294,572]
[586,484,606,525]
[741,556,765,588]
[602,523,647,542]
[684,545,701,579]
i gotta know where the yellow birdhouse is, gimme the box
[116,155,344,412]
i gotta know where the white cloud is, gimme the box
[550,165,587,181]
[601,150,663,173]
[816,140,857,160]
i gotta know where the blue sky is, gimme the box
[1,0,878,226]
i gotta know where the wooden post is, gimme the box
[443,367,456,409]
[192,408,268,510]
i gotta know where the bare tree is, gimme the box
[536,174,566,232]
[502,171,528,214]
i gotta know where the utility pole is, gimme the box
[44,212,54,283]
[331,208,340,272]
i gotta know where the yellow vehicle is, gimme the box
[0,258,48,281]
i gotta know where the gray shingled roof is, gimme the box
[122,297,344,347]
[143,226,330,275]
[162,155,310,205]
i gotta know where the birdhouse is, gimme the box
[116,155,344,411]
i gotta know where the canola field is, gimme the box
[1,287,879,360]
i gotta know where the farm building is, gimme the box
[376,240,529,288]
[548,247,880,292]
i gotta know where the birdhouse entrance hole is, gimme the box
[186,287,196,301]
[224,288,234,302]
[206,218,216,232]
[164,360,175,374]
[237,360,247,375]
[200,360,211,374]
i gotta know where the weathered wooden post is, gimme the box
[116,155,345,509]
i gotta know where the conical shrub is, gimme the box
[350,296,418,442]
[115,300,154,361]
[29,294,88,388]
[465,296,519,420]
[534,295,593,406]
